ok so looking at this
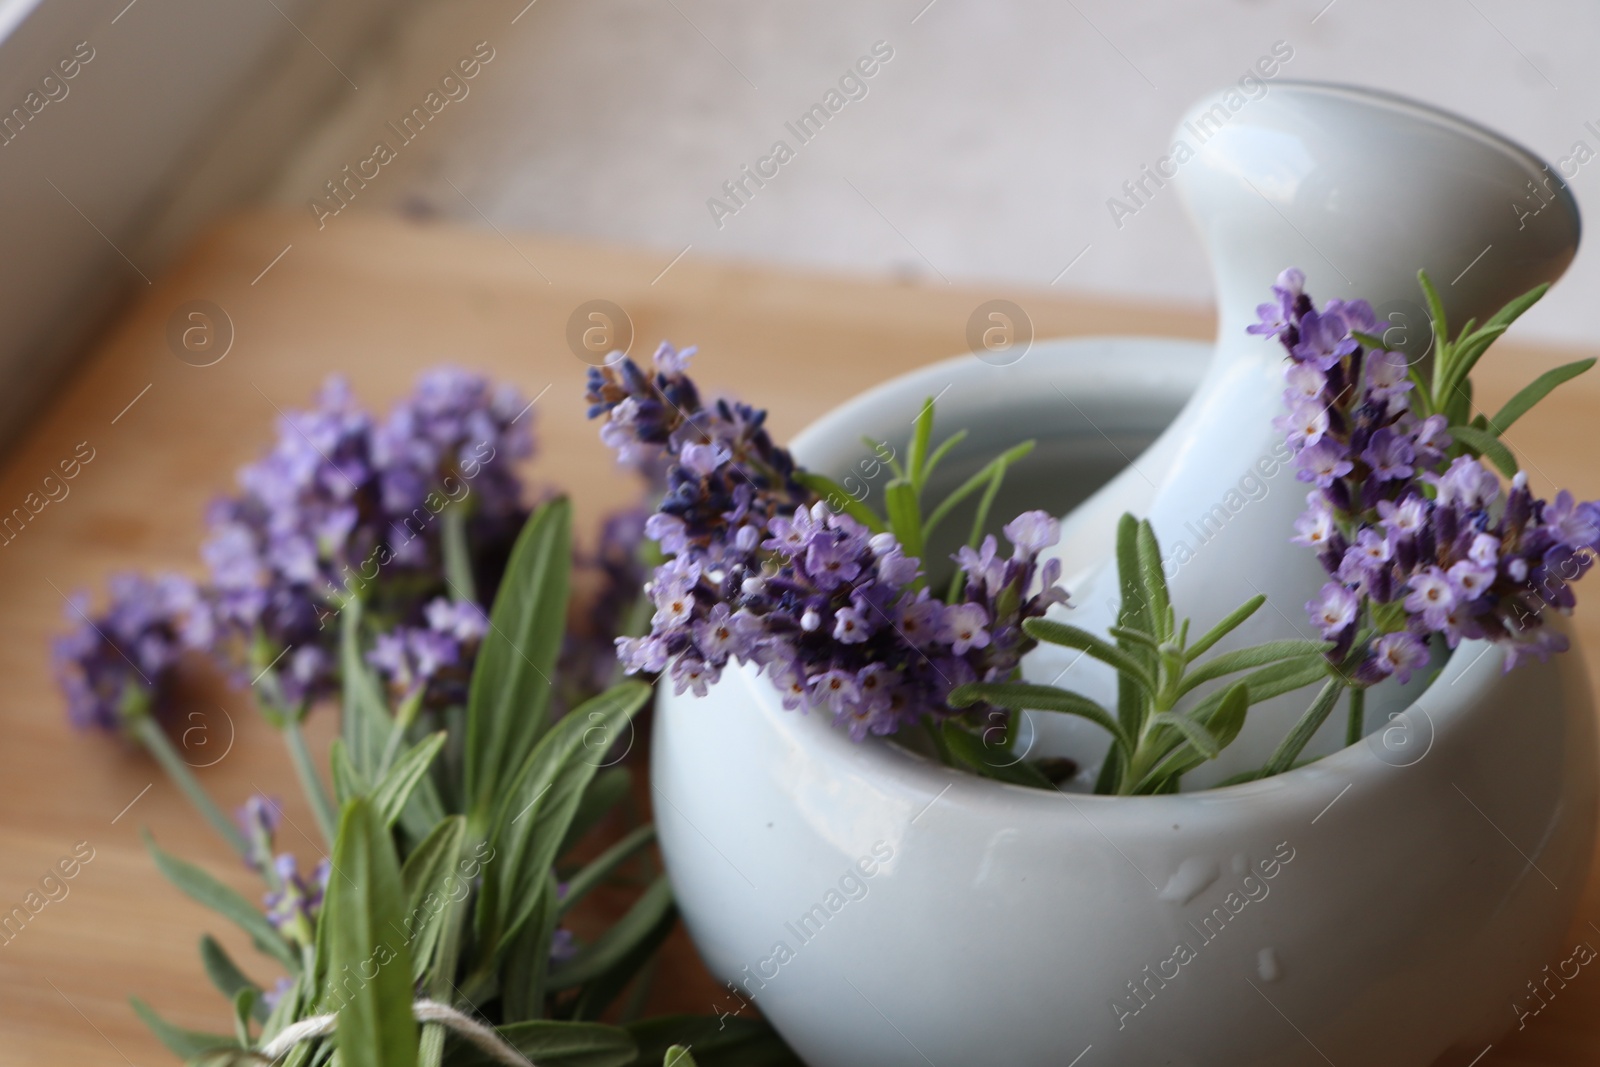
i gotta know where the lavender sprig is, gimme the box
[204,369,533,714]
[588,341,1069,776]
[1255,267,1600,763]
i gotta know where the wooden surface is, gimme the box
[2,209,1599,1065]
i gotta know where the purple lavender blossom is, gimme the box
[591,342,1069,738]
[586,342,810,565]
[263,852,330,944]
[367,596,486,706]
[1367,631,1430,685]
[236,794,282,870]
[53,573,209,733]
[1258,270,1600,681]
[200,369,533,710]
[235,791,328,944]
[1307,582,1360,639]
[617,498,1066,739]
[549,928,580,963]
[1248,268,1308,339]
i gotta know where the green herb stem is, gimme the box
[441,506,477,605]
[418,1022,447,1067]
[132,715,249,858]
[283,716,338,845]
[1262,678,1345,777]
[1345,686,1366,748]
[376,691,424,781]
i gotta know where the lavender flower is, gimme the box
[234,792,329,944]
[1262,272,1600,682]
[263,852,330,945]
[586,342,809,564]
[53,573,209,732]
[201,369,533,710]
[592,342,1067,739]
[236,794,282,871]
[367,596,486,706]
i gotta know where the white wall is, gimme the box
[269,0,1600,348]
[0,0,391,448]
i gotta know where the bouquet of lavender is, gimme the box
[54,372,794,1066]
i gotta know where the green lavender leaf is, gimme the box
[1261,678,1346,776]
[478,1021,637,1067]
[340,594,393,777]
[1447,424,1519,478]
[1094,744,1125,794]
[1208,681,1251,750]
[921,429,968,485]
[922,440,1034,539]
[323,798,417,1067]
[1490,358,1596,432]
[627,1016,804,1067]
[560,825,657,918]
[143,831,297,971]
[1106,625,1163,653]
[480,681,652,960]
[129,997,238,1057]
[1185,655,1329,720]
[551,875,677,990]
[1133,520,1171,641]
[371,731,447,828]
[465,498,572,825]
[792,471,887,533]
[908,396,936,488]
[330,738,368,806]
[441,505,477,605]
[1443,374,1474,427]
[1418,269,1450,398]
[1437,324,1510,407]
[937,722,1057,788]
[1147,711,1220,759]
[558,766,634,859]
[1175,639,1330,698]
[398,815,467,982]
[1111,513,1151,765]
[1113,513,1151,645]
[1184,595,1266,662]
[1434,281,1549,410]
[231,987,256,1046]
[949,681,1129,751]
[965,461,1006,551]
[1132,683,1250,793]
[565,880,679,1022]
[883,481,924,559]
[500,869,559,1023]
[1021,618,1156,695]
[199,935,268,1021]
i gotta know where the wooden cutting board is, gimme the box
[0,209,1595,1065]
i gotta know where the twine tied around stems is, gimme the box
[255,999,536,1065]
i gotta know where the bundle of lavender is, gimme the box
[54,371,794,1066]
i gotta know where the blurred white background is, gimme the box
[269,0,1600,340]
[4,0,1599,444]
